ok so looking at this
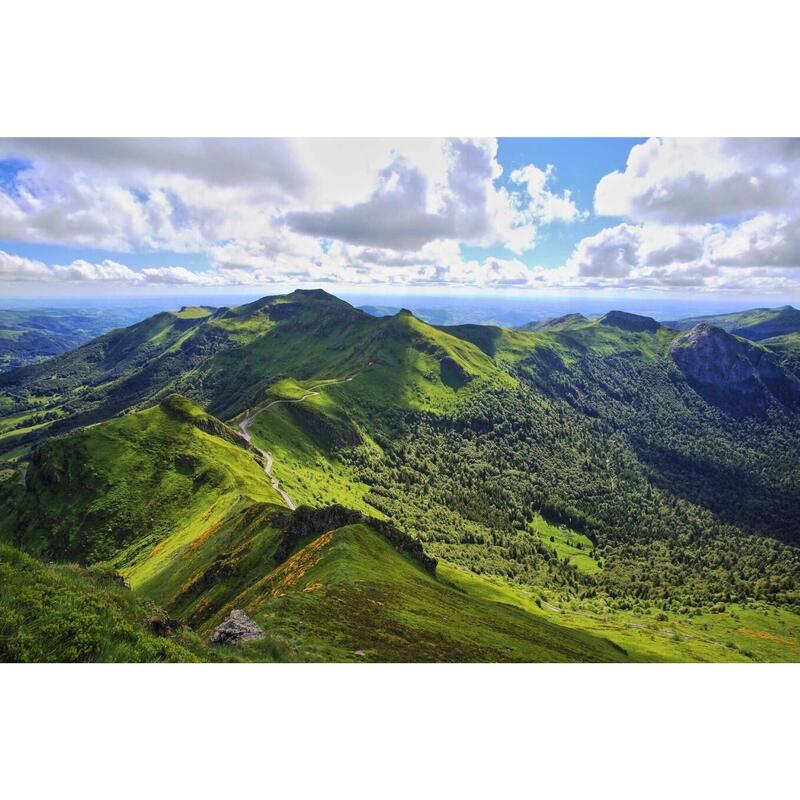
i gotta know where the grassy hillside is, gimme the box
[442,311,678,366]
[204,521,631,662]
[0,395,285,563]
[0,290,512,457]
[527,513,600,574]
[0,306,228,454]
[3,291,800,662]
[0,542,209,662]
[763,332,800,378]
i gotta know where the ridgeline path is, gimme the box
[237,375,356,511]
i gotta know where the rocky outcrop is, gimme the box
[670,323,800,410]
[672,324,780,385]
[209,609,264,645]
[273,504,438,574]
[143,605,183,636]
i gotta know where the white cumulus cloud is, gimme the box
[595,137,800,224]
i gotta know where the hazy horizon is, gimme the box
[1,287,794,327]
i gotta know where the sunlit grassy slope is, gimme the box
[441,310,678,366]
[0,395,285,566]
[203,522,631,662]
[3,292,800,662]
[246,400,376,513]
[763,332,800,378]
[527,513,600,574]
[438,562,800,662]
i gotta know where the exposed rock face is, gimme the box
[599,310,661,333]
[209,609,264,645]
[670,323,800,410]
[672,324,781,385]
[143,605,182,636]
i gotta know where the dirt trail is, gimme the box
[237,375,356,510]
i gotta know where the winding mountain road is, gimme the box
[237,375,355,510]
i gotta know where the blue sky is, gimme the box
[462,137,645,268]
[0,137,798,301]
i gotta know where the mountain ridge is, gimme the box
[665,304,800,341]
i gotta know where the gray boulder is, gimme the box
[209,609,264,645]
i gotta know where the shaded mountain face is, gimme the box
[666,305,800,342]
[670,323,800,410]
[598,310,661,333]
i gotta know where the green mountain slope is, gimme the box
[0,542,208,662]
[0,424,643,663]
[517,312,589,332]
[0,290,511,456]
[0,307,152,372]
[763,332,800,378]
[0,395,285,564]
[205,518,631,662]
[0,306,229,453]
[3,291,800,662]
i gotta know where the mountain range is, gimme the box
[0,307,153,372]
[2,290,800,662]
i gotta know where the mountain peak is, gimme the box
[670,322,769,385]
[520,312,588,332]
[288,288,338,300]
[598,310,661,333]
[670,323,800,410]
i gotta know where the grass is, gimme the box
[0,396,285,564]
[3,290,800,662]
[205,523,631,662]
[247,400,378,513]
[527,513,600,574]
[0,543,207,662]
[0,288,519,456]
[175,306,213,320]
[669,305,800,341]
[437,562,800,662]
[533,598,800,662]
[442,316,678,370]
